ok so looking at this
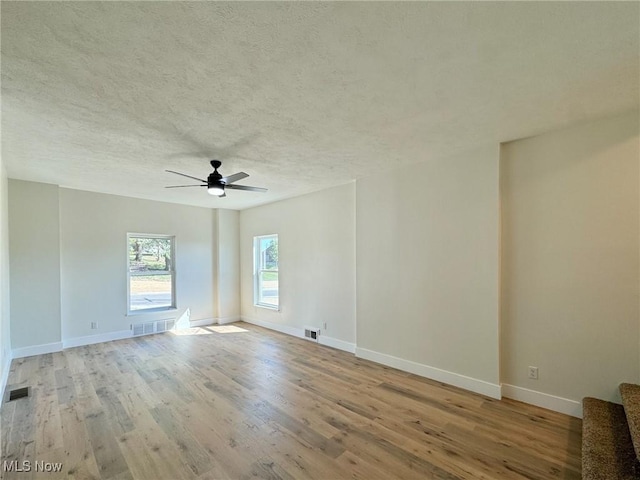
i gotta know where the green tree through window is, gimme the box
[255,234,278,309]
[128,234,175,313]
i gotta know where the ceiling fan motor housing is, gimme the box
[209,160,224,188]
[208,171,223,185]
[207,168,225,196]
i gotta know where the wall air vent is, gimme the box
[304,327,320,342]
[156,319,175,332]
[6,386,30,402]
[132,319,175,337]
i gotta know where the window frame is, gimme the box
[127,233,176,315]
[253,234,279,310]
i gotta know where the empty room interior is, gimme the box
[1,2,639,479]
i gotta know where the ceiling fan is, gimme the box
[165,160,267,197]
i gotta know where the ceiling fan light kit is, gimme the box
[207,183,225,196]
[165,160,267,198]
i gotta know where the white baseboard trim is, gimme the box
[501,384,582,418]
[241,316,304,338]
[355,347,502,400]
[190,318,216,328]
[0,351,12,404]
[12,342,63,359]
[63,330,132,349]
[189,316,239,328]
[217,315,240,325]
[8,317,241,359]
[241,316,357,355]
[319,335,356,354]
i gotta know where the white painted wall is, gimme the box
[0,159,12,395]
[356,144,501,396]
[4,112,636,419]
[58,188,215,340]
[501,111,639,406]
[215,209,240,323]
[239,183,356,347]
[8,180,62,350]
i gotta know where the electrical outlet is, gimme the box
[528,366,538,380]
[91,322,98,330]
[323,322,327,330]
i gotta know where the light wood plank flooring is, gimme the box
[1,322,581,479]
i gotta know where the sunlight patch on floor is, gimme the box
[170,325,249,336]
[209,325,249,333]
[171,327,214,336]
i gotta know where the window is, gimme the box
[254,234,278,309]
[127,234,175,313]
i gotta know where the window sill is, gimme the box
[126,307,177,316]
[255,303,280,312]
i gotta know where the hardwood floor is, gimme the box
[1,323,581,479]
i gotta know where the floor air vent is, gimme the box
[304,327,320,342]
[6,386,29,402]
[132,319,176,337]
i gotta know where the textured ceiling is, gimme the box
[2,2,639,210]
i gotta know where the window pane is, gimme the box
[259,237,278,270]
[130,274,173,311]
[128,234,175,313]
[254,234,278,308]
[129,237,173,273]
[259,271,278,307]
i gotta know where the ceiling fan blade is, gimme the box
[165,184,207,188]
[226,184,267,193]
[165,170,207,183]
[221,172,249,184]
